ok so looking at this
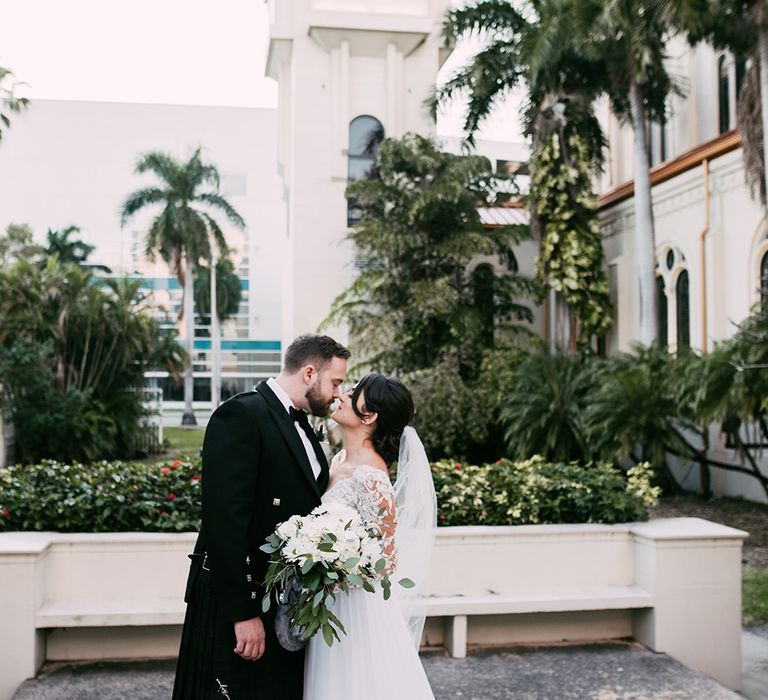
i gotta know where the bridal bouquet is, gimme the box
[260,501,413,647]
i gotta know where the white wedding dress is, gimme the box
[303,453,435,700]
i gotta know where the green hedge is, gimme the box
[431,457,659,526]
[0,457,202,532]
[0,455,659,533]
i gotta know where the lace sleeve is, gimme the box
[356,467,397,572]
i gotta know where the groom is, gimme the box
[173,334,350,700]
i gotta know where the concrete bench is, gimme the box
[0,518,748,700]
[35,600,187,629]
[425,584,654,657]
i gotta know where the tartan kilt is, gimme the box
[172,557,305,700]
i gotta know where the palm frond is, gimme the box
[441,0,527,45]
[134,151,179,184]
[119,187,168,226]
[195,192,247,229]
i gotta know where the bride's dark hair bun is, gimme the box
[351,374,414,466]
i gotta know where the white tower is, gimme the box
[266,0,451,346]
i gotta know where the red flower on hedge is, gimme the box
[168,493,177,501]
[495,460,502,465]
[454,463,461,470]
[1,507,8,518]
[170,460,182,468]
[190,475,200,482]
[160,511,168,517]
[439,513,446,521]
[160,467,171,475]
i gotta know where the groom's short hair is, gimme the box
[283,334,350,373]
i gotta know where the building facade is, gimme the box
[596,36,767,501]
[265,0,454,342]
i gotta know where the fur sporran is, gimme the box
[274,575,307,651]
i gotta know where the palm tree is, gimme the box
[583,0,681,347]
[432,0,607,162]
[120,148,245,425]
[431,0,612,353]
[193,256,243,327]
[0,65,28,144]
[44,226,112,272]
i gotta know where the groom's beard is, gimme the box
[306,382,331,417]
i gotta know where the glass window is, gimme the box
[736,59,746,100]
[676,270,690,348]
[761,250,768,314]
[719,56,730,134]
[657,275,668,349]
[472,264,495,347]
[347,116,384,227]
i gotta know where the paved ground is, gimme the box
[743,625,768,700]
[13,638,754,700]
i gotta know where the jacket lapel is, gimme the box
[255,381,321,498]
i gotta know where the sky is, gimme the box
[0,0,523,142]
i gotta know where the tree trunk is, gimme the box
[699,426,712,499]
[181,252,197,426]
[629,78,659,347]
[211,256,221,410]
[567,304,578,356]
[759,23,768,206]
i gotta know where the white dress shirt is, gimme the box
[267,377,323,479]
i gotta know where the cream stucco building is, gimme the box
[596,37,767,501]
[265,0,454,340]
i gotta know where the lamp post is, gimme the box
[211,255,221,410]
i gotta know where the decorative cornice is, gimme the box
[598,130,742,210]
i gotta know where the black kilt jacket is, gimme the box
[172,381,328,700]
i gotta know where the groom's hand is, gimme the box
[234,616,266,661]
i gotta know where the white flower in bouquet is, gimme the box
[260,502,414,647]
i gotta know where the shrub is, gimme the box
[431,456,660,526]
[0,256,186,463]
[1,455,659,533]
[0,457,201,532]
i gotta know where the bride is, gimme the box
[303,373,437,700]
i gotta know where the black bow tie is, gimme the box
[289,406,311,429]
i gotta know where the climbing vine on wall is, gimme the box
[531,133,612,351]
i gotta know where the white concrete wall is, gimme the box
[0,519,747,699]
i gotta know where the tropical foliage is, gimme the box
[495,311,768,498]
[501,352,597,463]
[120,148,245,425]
[327,133,537,377]
[194,256,242,326]
[0,229,186,463]
[433,0,613,352]
[44,225,111,271]
[0,65,28,143]
[531,132,612,351]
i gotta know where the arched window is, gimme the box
[347,116,384,226]
[761,250,768,314]
[472,264,495,347]
[676,270,690,348]
[719,55,730,133]
[656,275,668,348]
